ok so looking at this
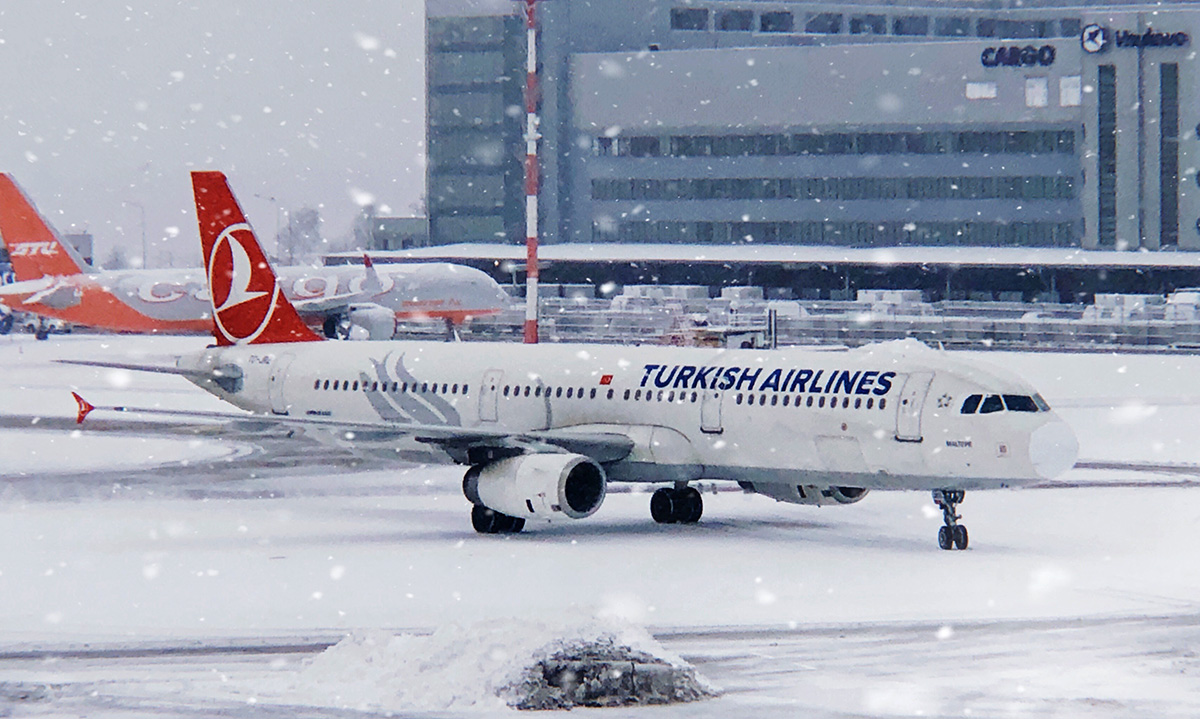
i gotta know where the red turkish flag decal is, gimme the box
[599,374,613,385]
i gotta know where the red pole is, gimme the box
[523,0,540,344]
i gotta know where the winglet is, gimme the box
[72,391,96,424]
[0,174,90,280]
[191,171,322,346]
[361,253,383,294]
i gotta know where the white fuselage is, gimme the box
[181,339,1077,491]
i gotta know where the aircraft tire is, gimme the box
[953,525,969,550]
[679,487,703,524]
[650,488,677,524]
[34,327,49,341]
[937,526,953,550]
[0,314,12,335]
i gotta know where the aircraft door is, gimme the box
[268,354,296,415]
[895,371,934,442]
[700,390,723,434]
[479,369,503,422]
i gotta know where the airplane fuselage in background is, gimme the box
[180,339,1078,493]
[0,262,509,334]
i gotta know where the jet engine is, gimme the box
[322,303,396,340]
[463,453,607,521]
[738,482,868,506]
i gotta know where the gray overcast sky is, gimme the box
[0,0,425,267]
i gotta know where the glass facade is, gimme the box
[426,14,524,245]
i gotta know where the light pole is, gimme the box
[122,200,146,268]
[254,193,288,263]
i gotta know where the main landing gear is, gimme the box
[650,484,703,525]
[933,489,968,550]
[471,504,525,534]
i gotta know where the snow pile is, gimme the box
[281,618,716,712]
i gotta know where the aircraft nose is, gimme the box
[1028,419,1078,479]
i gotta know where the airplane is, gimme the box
[0,173,510,339]
[71,170,1081,550]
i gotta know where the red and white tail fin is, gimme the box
[191,171,322,346]
[0,173,90,280]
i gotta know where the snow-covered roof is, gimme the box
[329,243,1200,270]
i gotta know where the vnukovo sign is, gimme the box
[1081,24,1191,53]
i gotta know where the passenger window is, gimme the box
[807,396,814,407]
[313,379,320,390]
[503,386,510,397]
[332,380,340,390]
[879,398,887,410]
[623,389,630,400]
[635,389,642,400]
[867,398,874,409]
[668,391,676,402]
[401,382,408,392]
[579,387,585,398]
[736,394,743,405]
[854,398,861,409]
[979,395,1004,414]
[441,383,448,394]
[556,387,563,398]
[462,385,469,396]
[783,395,790,407]
[352,381,359,391]
[608,389,614,400]
[842,397,849,409]
[691,392,698,402]
[770,395,778,406]
[421,383,428,393]
[566,387,574,399]
[818,397,825,408]
[961,394,982,414]
[431,384,438,394]
[1003,395,1039,412]
[371,381,378,392]
[590,388,597,399]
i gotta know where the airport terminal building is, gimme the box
[427,0,1200,255]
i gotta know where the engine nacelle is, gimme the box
[738,482,869,506]
[324,304,396,340]
[463,453,607,521]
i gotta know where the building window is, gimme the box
[717,10,753,31]
[965,82,998,100]
[892,15,929,36]
[1098,65,1118,247]
[935,17,971,37]
[760,11,793,33]
[805,12,842,34]
[670,8,708,31]
[1025,77,1049,108]
[849,14,885,35]
[1059,18,1082,38]
[1161,63,1180,247]
[1059,76,1082,107]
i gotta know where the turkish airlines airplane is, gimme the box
[73,171,1080,550]
[0,173,509,338]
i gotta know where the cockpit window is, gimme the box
[978,394,1004,414]
[960,394,982,414]
[1003,394,1039,412]
[1033,394,1050,412]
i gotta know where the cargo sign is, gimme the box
[980,45,1056,68]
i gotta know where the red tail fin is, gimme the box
[191,171,321,346]
[0,173,89,280]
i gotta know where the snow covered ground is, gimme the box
[0,334,1198,716]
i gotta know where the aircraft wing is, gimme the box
[70,392,635,463]
[290,255,384,315]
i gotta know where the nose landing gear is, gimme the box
[933,489,968,550]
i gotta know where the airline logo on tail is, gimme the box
[192,171,321,346]
[8,241,60,257]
